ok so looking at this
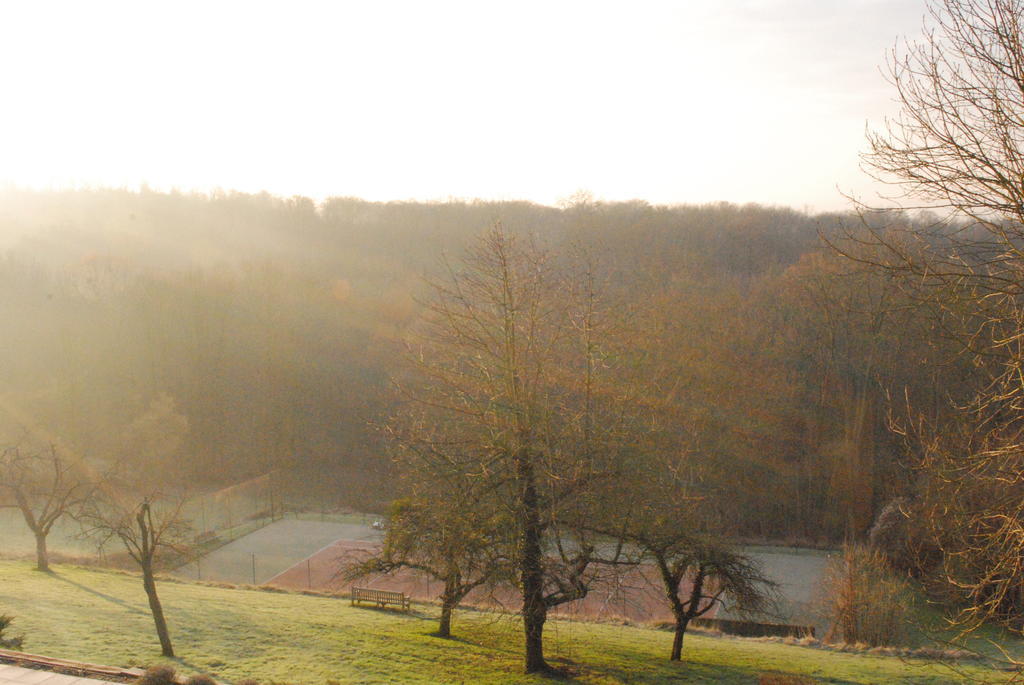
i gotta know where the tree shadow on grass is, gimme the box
[534,661,579,681]
[168,656,211,676]
[51,572,148,616]
[557,641,863,685]
[349,604,424,620]
[426,631,478,643]
[574,659,806,684]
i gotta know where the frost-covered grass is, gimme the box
[0,560,1007,684]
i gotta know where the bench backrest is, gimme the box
[352,587,405,602]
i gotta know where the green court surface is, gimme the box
[176,518,380,585]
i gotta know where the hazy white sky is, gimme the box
[0,0,926,211]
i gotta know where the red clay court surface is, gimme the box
[267,538,714,623]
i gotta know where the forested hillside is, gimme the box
[0,188,966,542]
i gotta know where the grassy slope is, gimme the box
[0,561,1003,684]
[909,600,1024,664]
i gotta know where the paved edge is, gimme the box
[0,650,143,683]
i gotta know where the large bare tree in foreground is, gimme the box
[393,224,634,673]
[865,0,1024,221]
[852,0,1024,641]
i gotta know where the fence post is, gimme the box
[251,553,257,585]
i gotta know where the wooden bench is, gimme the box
[350,586,410,611]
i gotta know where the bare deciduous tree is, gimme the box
[345,495,508,638]
[846,0,1024,641]
[78,487,191,657]
[393,223,634,674]
[864,0,1024,221]
[651,539,775,661]
[0,445,90,572]
[608,468,776,662]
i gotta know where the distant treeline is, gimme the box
[0,188,969,541]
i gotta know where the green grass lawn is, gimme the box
[908,597,1024,665]
[0,560,1007,684]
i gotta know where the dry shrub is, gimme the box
[137,666,177,685]
[821,543,910,647]
[185,676,216,685]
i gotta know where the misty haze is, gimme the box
[3,1,1024,684]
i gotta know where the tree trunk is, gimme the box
[141,562,175,657]
[438,574,459,638]
[669,565,706,661]
[517,457,549,674]
[522,592,547,674]
[34,532,49,572]
[438,601,454,638]
[516,501,548,667]
[654,554,703,662]
[670,617,689,661]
